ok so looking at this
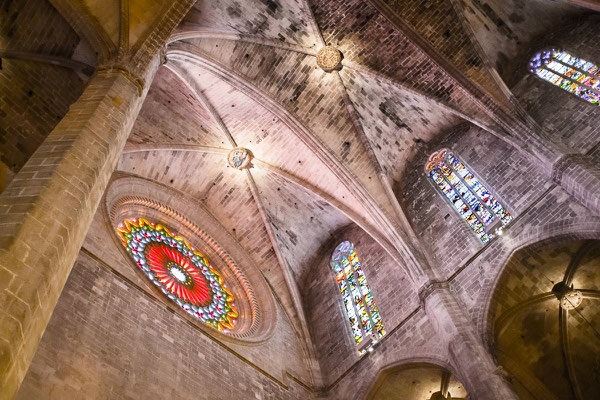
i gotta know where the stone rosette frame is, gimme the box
[103,173,277,343]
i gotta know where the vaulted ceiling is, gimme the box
[490,240,600,400]
[3,0,598,374]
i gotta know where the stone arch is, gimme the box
[363,358,468,400]
[477,216,600,343]
[480,229,600,399]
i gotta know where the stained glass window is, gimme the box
[529,49,600,105]
[117,218,238,332]
[426,149,512,243]
[330,241,385,354]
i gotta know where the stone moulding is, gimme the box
[103,173,277,344]
[96,65,146,96]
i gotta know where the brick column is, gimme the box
[423,286,518,400]
[0,62,157,399]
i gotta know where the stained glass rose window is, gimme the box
[117,218,238,332]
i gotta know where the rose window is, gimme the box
[117,218,238,332]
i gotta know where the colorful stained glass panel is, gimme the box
[117,218,238,332]
[330,241,385,352]
[530,49,600,105]
[427,150,512,243]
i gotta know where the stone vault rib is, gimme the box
[165,60,321,384]
[167,43,427,283]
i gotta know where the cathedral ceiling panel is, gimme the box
[129,0,171,46]
[340,67,461,183]
[0,59,83,172]
[176,38,400,222]
[457,0,585,85]
[177,0,318,46]
[491,240,600,400]
[189,65,378,226]
[377,0,511,108]
[491,241,580,319]
[128,67,225,147]
[252,168,351,281]
[495,306,571,399]
[82,0,119,47]
[573,246,600,291]
[307,0,500,130]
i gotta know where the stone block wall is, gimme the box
[0,0,87,172]
[83,190,314,386]
[325,309,446,400]
[457,0,584,86]
[0,59,83,171]
[451,185,598,335]
[512,15,600,153]
[397,123,550,279]
[303,223,420,386]
[17,250,314,400]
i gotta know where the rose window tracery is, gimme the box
[117,218,238,332]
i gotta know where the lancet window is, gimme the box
[426,149,512,243]
[529,49,600,105]
[330,241,385,354]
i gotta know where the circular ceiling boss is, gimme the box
[117,218,238,332]
[227,147,253,170]
[560,289,583,310]
[316,46,342,72]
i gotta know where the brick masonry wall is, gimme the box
[178,37,392,212]
[0,0,86,172]
[17,251,314,400]
[300,185,598,398]
[340,67,461,183]
[457,0,584,86]
[450,184,598,334]
[0,67,155,398]
[303,224,420,386]
[380,0,508,107]
[308,0,497,129]
[182,0,316,46]
[7,1,600,398]
[397,123,551,279]
[0,0,80,57]
[81,179,315,387]
[0,59,83,172]
[324,309,447,400]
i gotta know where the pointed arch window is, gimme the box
[529,49,600,105]
[426,149,512,243]
[330,241,385,354]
